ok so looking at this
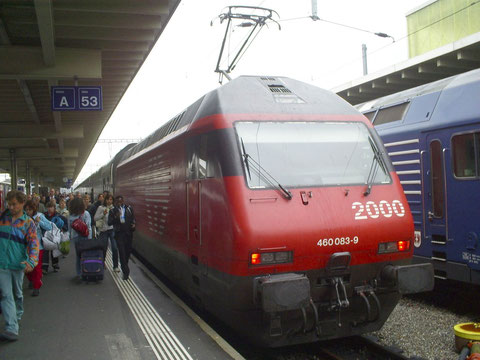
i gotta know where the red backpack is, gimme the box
[71,214,89,237]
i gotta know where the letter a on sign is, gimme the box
[51,87,75,111]
[59,97,69,107]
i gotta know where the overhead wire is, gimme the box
[318,0,480,79]
[365,0,479,58]
[214,0,479,83]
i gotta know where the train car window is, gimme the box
[430,140,445,218]
[373,102,409,126]
[452,133,477,178]
[476,134,480,177]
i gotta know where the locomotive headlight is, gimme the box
[378,240,411,254]
[250,251,293,265]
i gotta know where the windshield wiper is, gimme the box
[240,138,292,200]
[240,138,251,181]
[364,136,386,196]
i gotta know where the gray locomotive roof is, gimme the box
[357,68,480,112]
[194,75,360,120]
[120,76,361,162]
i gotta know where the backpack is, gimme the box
[71,214,89,238]
[50,215,64,230]
[42,223,62,251]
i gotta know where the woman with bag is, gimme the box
[94,194,118,272]
[68,198,91,278]
[24,200,52,296]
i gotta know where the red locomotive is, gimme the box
[80,76,433,347]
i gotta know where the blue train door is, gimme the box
[449,130,480,283]
[424,136,448,273]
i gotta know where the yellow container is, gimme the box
[454,323,480,352]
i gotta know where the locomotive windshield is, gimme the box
[235,121,391,188]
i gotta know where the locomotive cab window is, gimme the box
[235,121,391,189]
[452,132,480,178]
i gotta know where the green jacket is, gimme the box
[0,210,39,270]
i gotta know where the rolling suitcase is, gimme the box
[80,249,104,282]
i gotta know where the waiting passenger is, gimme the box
[46,188,58,204]
[38,195,47,213]
[95,194,118,271]
[87,194,104,239]
[43,202,67,273]
[108,195,135,280]
[0,191,39,341]
[24,200,51,296]
[68,198,92,278]
[82,194,91,210]
[58,199,69,218]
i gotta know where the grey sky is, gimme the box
[75,0,428,185]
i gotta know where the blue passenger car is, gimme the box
[357,68,480,284]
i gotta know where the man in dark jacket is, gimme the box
[107,195,135,280]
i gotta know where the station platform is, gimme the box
[0,249,244,360]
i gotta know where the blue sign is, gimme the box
[51,86,102,111]
[52,87,75,110]
[78,87,102,110]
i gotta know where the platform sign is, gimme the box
[78,87,102,110]
[52,87,75,110]
[51,86,102,111]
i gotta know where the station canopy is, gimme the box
[0,0,180,187]
[333,32,480,105]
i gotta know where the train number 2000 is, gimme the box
[352,200,405,220]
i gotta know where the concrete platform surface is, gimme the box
[0,248,240,360]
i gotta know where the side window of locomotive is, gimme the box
[198,135,208,179]
[187,135,219,180]
[372,102,409,126]
[187,142,198,180]
[452,133,477,178]
[206,136,220,178]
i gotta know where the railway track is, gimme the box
[243,335,422,360]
